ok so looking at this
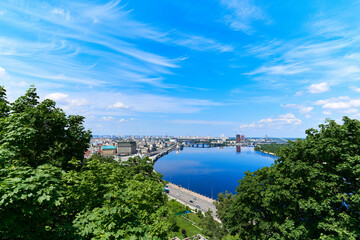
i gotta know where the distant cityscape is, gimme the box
[86,134,292,160]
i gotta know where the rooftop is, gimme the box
[102,146,116,150]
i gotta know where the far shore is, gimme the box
[256,149,276,156]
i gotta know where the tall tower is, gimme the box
[236,134,240,143]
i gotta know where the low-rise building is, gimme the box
[102,146,117,156]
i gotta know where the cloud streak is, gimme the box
[239,113,302,129]
[173,119,236,125]
[220,0,271,34]
[0,0,233,93]
[308,82,330,94]
[313,96,360,110]
[245,9,360,93]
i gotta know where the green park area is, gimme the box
[170,214,204,239]
[167,199,226,239]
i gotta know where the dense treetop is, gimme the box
[0,86,173,239]
[0,86,91,170]
[217,117,360,239]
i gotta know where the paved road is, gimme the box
[166,183,218,220]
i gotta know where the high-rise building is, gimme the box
[241,135,245,141]
[236,134,240,143]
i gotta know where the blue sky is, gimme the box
[1,0,360,137]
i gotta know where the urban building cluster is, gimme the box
[85,136,178,159]
[84,134,287,159]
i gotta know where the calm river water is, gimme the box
[154,146,277,199]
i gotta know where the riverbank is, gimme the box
[256,149,276,156]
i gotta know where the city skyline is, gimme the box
[1,0,360,137]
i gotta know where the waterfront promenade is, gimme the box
[166,182,220,222]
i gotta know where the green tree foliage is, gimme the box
[0,86,175,239]
[200,210,225,240]
[254,143,289,156]
[0,86,10,118]
[219,117,360,239]
[66,156,173,239]
[0,164,65,239]
[215,191,234,222]
[0,85,91,170]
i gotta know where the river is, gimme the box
[154,146,277,199]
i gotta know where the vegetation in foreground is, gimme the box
[217,117,360,239]
[0,86,174,239]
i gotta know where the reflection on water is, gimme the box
[236,145,241,153]
[154,147,276,199]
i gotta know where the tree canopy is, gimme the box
[0,86,174,239]
[0,86,91,170]
[217,117,360,239]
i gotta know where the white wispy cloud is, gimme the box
[108,102,130,109]
[220,0,271,34]
[238,113,302,129]
[101,116,114,121]
[51,8,71,21]
[294,91,304,96]
[248,64,309,75]
[40,90,222,117]
[0,0,235,94]
[342,108,358,114]
[45,92,69,101]
[308,82,330,94]
[245,40,284,59]
[313,96,360,110]
[173,119,236,125]
[174,35,234,52]
[259,113,302,125]
[118,94,221,114]
[299,107,314,114]
[0,66,10,79]
[0,1,178,90]
[350,86,360,92]
[44,92,88,111]
[245,9,360,91]
[239,122,256,128]
[281,104,313,114]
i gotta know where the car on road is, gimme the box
[189,200,194,203]
[195,205,200,208]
